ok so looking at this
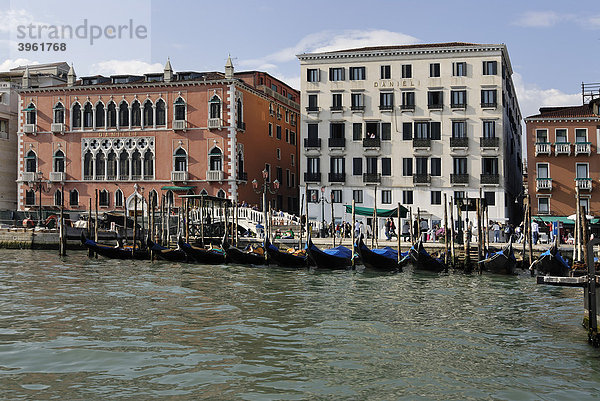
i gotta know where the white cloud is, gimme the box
[586,15,600,28]
[88,59,163,76]
[0,58,38,71]
[513,72,581,118]
[514,11,562,27]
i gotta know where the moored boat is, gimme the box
[264,238,307,268]
[81,233,149,260]
[178,237,226,264]
[531,242,571,277]
[356,235,406,272]
[306,237,352,270]
[147,237,188,262]
[479,239,517,275]
[222,240,267,265]
[407,239,447,272]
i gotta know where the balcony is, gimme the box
[131,174,142,181]
[306,106,319,113]
[237,172,248,182]
[171,171,188,182]
[328,137,345,148]
[536,178,553,191]
[119,174,128,181]
[451,174,469,185]
[207,170,224,182]
[304,172,321,182]
[49,172,65,182]
[304,138,321,149]
[481,102,497,108]
[413,174,431,185]
[535,142,551,156]
[84,175,94,181]
[20,172,36,182]
[428,103,443,110]
[450,137,468,148]
[351,105,365,111]
[554,142,571,156]
[23,124,35,134]
[330,105,343,112]
[400,104,415,111]
[207,118,222,129]
[236,121,246,131]
[51,123,64,134]
[379,105,394,111]
[363,137,381,148]
[576,177,592,191]
[172,120,186,130]
[575,142,591,156]
[480,173,500,185]
[480,137,499,148]
[413,138,431,148]
[451,103,467,110]
[363,173,381,184]
[143,175,153,181]
[328,172,345,183]
[107,175,116,181]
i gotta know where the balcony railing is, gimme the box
[451,174,469,184]
[554,142,571,155]
[23,124,35,134]
[379,105,394,111]
[428,103,443,110]
[21,172,36,182]
[328,172,345,183]
[450,137,468,148]
[131,174,142,181]
[330,105,343,111]
[170,171,187,182]
[413,138,431,148]
[237,172,248,181]
[107,175,116,181]
[304,172,321,182]
[84,175,93,181]
[143,175,153,181]
[351,105,365,111]
[304,137,321,148]
[480,137,499,148]
[51,123,64,134]
[450,103,467,109]
[236,121,246,130]
[413,174,431,184]
[575,142,591,156]
[328,137,345,148]
[400,104,415,111]
[207,170,224,181]
[363,137,381,148]
[576,177,592,191]
[363,173,381,183]
[172,120,186,130]
[49,172,65,182]
[480,173,500,185]
[306,106,319,112]
[535,142,551,156]
[119,174,129,181]
[207,118,222,129]
[481,102,497,108]
[536,178,553,191]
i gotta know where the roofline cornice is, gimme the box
[524,117,600,122]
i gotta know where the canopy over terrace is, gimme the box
[344,205,408,218]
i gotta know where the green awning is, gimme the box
[161,186,195,191]
[22,107,36,112]
[533,215,574,225]
[344,205,408,218]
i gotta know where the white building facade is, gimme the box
[298,42,522,230]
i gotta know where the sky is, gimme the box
[0,0,598,120]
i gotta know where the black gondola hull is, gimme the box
[408,241,446,272]
[81,235,149,260]
[306,239,352,270]
[265,239,307,268]
[178,239,226,264]
[147,238,189,262]
[356,238,401,272]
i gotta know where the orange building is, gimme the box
[17,58,300,215]
[525,90,600,219]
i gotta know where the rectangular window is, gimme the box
[276,125,282,139]
[277,148,281,160]
[265,163,271,181]
[380,92,394,109]
[483,121,496,138]
[403,190,413,205]
[402,64,412,78]
[332,93,343,110]
[349,67,366,80]
[353,158,363,175]
[307,157,320,173]
[271,84,278,92]
[536,129,548,143]
[538,197,549,214]
[285,129,289,143]
[481,89,497,107]
[415,157,428,175]
[402,91,415,108]
[351,93,364,110]
[308,94,318,110]
[286,169,290,187]
[482,157,498,175]
[366,157,378,174]
[330,157,345,174]
[431,191,442,205]
[431,158,441,176]
[353,123,362,140]
[483,61,498,75]
[329,67,345,81]
[382,158,391,176]
[556,128,568,143]
[330,122,345,139]
[268,123,273,137]
[402,158,413,176]
[380,65,391,79]
[430,122,441,140]
[453,157,467,174]
[290,131,296,146]
[307,69,320,82]
[453,62,467,77]
[382,190,392,204]
[429,63,440,77]
[575,128,587,143]
[276,167,283,183]
[537,163,549,179]
[484,191,496,206]
[428,91,443,108]
[332,190,342,203]
[454,191,465,202]
[579,198,589,215]
[402,122,412,140]
[308,189,319,203]
[381,123,391,140]
[451,90,467,107]
[353,190,363,203]
[576,163,589,179]
[307,123,318,139]
[452,121,466,138]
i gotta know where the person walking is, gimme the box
[531,220,539,245]
[492,221,500,243]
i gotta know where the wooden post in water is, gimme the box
[463,200,470,271]
[94,189,99,259]
[476,197,483,274]
[299,192,304,249]
[372,187,377,248]
[443,194,449,266]
[185,198,190,243]
[133,192,138,257]
[449,196,456,268]
[527,193,533,270]
[417,207,421,242]
[352,200,356,268]
[167,197,172,247]
[331,195,335,248]
[87,198,93,257]
[576,186,582,262]
[581,205,589,269]
[409,207,414,244]
[59,186,65,256]
[397,202,402,259]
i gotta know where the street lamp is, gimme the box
[30,171,53,226]
[252,169,279,238]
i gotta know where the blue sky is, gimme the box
[1,0,598,119]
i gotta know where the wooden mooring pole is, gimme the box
[88,198,93,258]
[477,197,482,274]
[527,193,533,272]
[94,189,99,259]
[397,202,402,260]
[443,194,449,266]
[351,200,356,268]
[59,186,66,256]
[449,196,455,267]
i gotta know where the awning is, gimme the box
[22,107,35,112]
[533,215,575,225]
[344,205,408,218]
[161,185,195,191]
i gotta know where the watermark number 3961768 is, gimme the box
[17,43,67,51]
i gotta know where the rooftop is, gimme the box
[526,104,599,120]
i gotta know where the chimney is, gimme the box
[67,63,76,86]
[164,58,173,83]
[22,66,30,88]
[225,54,234,79]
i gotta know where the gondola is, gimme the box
[530,241,571,277]
[222,239,267,265]
[178,237,226,264]
[81,233,149,260]
[479,238,517,275]
[146,237,189,263]
[264,238,307,268]
[356,235,407,272]
[407,239,447,272]
[306,237,353,270]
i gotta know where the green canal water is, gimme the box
[1,250,599,400]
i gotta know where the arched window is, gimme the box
[72,102,81,128]
[166,190,174,205]
[119,101,129,127]
[209,147,222,171]
[119,151,129,180]
[53,150,65,173]
[143,150,153,178]
[200,189,208,196]
[69,189,79,206]
[155,99,165,126]
[149,189,158,207]
[236,98,243,127]
[54,190,62,207]
[53,102,64,124]
[174,97,186,121]
[131,150,142,178]
[84,151,93,179]
[143,100,153,127]
[95,152,105,179]
[107,102,117,128]
[83,102,93,128]
[237,150,244,179]
[209,95,221,119]
[99,189,109,207]
[115,189,123,207]
[131,100,141,127]
[25,103,36,125]
[174,148,187,171]
[217,189,226,199]
[107,151,117,179]
[25,150,37,173]
[95,102,105,127]
[25,189,35,206]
